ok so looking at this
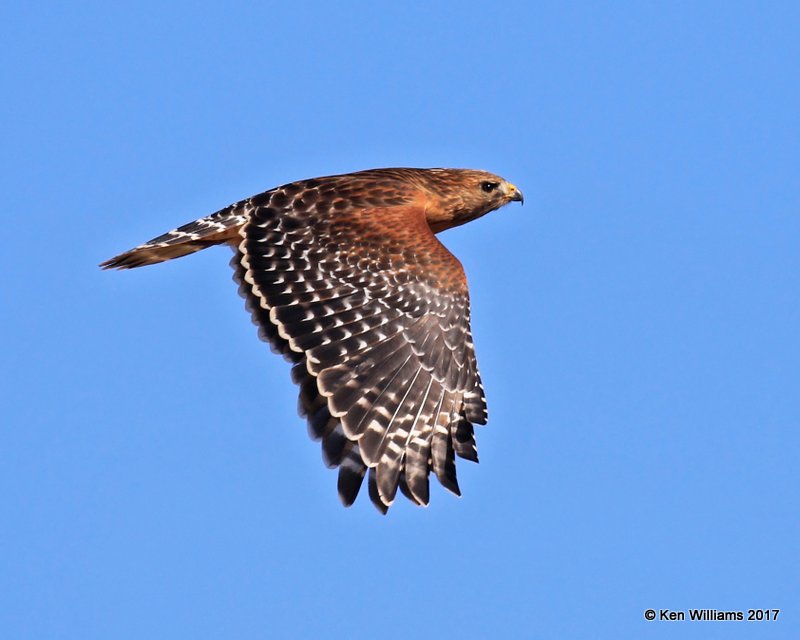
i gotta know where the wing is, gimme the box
[232,173,487,512]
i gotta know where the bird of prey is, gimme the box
[102,167,523,513]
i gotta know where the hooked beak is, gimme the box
[507,182,524,205]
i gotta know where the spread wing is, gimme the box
[232,174,487,512]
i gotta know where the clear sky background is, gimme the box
[2,2,798,638]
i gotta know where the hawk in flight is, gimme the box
[102,168,523,513]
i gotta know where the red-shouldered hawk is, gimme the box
[102,168,523,513]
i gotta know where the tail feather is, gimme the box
[100,203,249,270]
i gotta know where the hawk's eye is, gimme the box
[481,181,499,193]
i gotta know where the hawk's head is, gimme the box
[421,168,523,233]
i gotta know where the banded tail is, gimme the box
[100,203,249,270]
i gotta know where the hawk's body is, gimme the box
[102,168,523,513]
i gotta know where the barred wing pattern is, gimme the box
[232,175,487,512]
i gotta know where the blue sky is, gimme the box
[2,2,799,638]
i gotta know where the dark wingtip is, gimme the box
[99,256,124,270]
[439,464,461,497]
[99,252,147,270]
[338,460,367,507]
[398,473,423,506]
[442,478,462,497]
[367,468,390,515]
